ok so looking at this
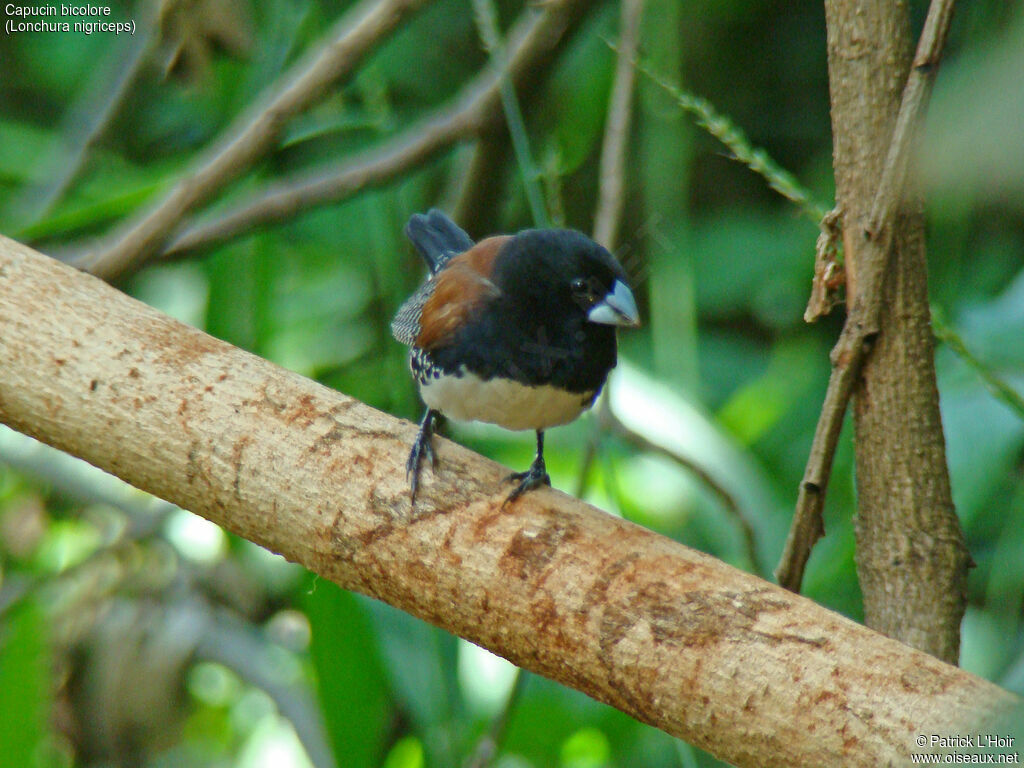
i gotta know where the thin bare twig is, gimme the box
[163,102,476,258]
[573,0,642,501]
[775,0,958,592]
[453,132,511,233]
[585,10,756,566]
[74,0,430,280]
[462,669,528,768]
[593,0,645,251]
[158,1,585,263]
[601,405,759,573]
[574,379,756,572]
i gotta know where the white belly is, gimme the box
[420,370,595,431]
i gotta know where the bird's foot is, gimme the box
[407,410,438,502]
[504,456,550,505]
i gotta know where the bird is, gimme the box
[391,209,640,504]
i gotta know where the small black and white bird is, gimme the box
[391,209,640,503]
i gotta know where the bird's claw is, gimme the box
[407,410,438,503]
[503,459,550,506]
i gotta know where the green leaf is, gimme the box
[0,599,53,768]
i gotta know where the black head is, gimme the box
[490,229,640,330]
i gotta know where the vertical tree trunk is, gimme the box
[825,0,971,664]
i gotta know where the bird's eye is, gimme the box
[570,277,598,311]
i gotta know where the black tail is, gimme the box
[405,209,475,274]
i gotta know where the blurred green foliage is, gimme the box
[1,0,1023,766]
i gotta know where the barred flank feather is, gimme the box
[390,281,435,345]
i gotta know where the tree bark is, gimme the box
[0,236,1014,767]
[825,0,970,663]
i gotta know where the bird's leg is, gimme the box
[505,430,551,504]
[407,408,438,502]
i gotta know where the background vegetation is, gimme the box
[1,0,1022,766]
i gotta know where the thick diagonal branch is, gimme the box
[0,236,1014,768]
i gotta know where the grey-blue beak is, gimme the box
[587,280,640,327]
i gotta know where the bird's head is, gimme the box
[493,229,641,330]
